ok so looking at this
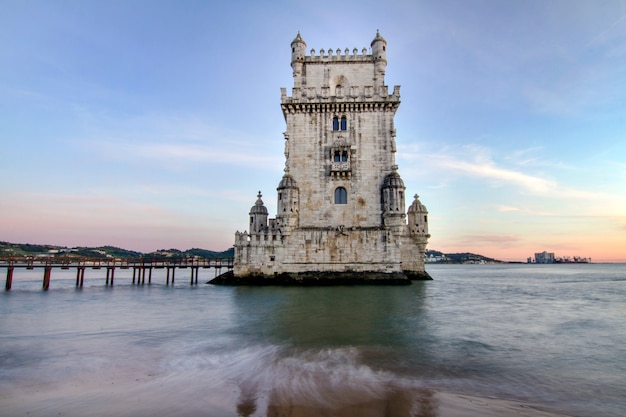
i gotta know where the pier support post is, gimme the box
[76,267,85,287]
[166,268,170,285]
[43,266,52,290]
[5,266,14,290]
[132,267,137,285]
[148,267,152,284]
[106,267,116,286]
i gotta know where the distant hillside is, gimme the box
[2,241,496,263]
[0,241,234,260]
[426,250,504,264]
[147,248,234,259]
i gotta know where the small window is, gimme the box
[340,116,347,131]
[341,151,348,162]
[334,151,341,162]
[332,117,339,131]
[334,187,347,204]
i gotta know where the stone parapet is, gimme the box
[281,86,400,105]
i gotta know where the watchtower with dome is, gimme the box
[226,32,430,283]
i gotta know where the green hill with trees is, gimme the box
[1,241,499,263]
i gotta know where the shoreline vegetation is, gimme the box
[0,241,504,264]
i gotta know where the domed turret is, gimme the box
[382,169,406,214]
[291,32,306,80]
[276,174,299,230]
[371,30,387,83]
[278,173,297,189]
[249,191,268,234]
[382,170,404,189]
[408,194,429,236]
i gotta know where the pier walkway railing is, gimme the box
[1,257,234,290]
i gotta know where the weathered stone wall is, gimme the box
[234,228,404,275]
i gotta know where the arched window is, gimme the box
[334,150,341,162]
[332,117,339,131]
[340,116,347,131]
[334,187,347,204]
[341,151,348,162]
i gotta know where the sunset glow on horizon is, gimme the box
[1,1,625,262]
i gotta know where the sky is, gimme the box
[1,0,625,262]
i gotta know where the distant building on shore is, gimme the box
[231,32,431,282]
[528,251,591,264]
[534,251,556,264]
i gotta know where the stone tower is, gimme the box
[225,32,431,284]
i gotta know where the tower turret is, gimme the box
[291,32,306,87]
[382,167,406,227]
[371,30,387,86]
[407,194,429,237]
[276,173,299,231]
[249,191,268,234]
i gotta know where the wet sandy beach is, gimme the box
[1,380,575,417]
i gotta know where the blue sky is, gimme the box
[1,0,625,261]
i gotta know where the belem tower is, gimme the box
[222,32,430,284]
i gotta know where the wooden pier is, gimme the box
[1,257,233,290]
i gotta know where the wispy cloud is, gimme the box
[399,142,622,211]
[449,233,523,249]
[133,142,283,166]
[587,13,626,48]
[71,112,284,170]
[436,154,555,193]
[496,205,520,212]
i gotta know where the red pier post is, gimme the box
[5,266,14,290]
[43,266,52,290]
[106,266,116,286]
[75,267,85,287]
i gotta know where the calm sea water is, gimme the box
[1,263,624,417]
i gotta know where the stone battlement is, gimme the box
[281,85,400,104]
[305,47,372,61]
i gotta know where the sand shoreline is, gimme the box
[1,385,577,417]
[434,391,574,417]
[260,390,575,417]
